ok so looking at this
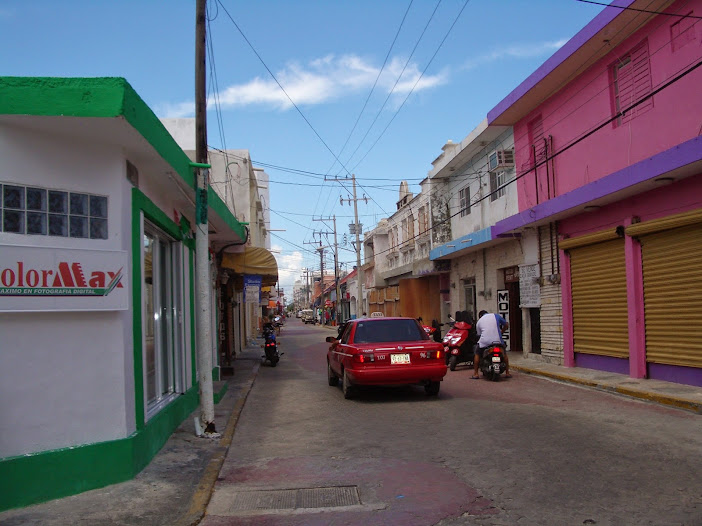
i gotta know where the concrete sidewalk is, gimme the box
[0,343,264,526]
[2,328,700,525]
[509,352,702,414]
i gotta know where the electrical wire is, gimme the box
[214,0,355,179]
[324,0,416,177]
[575,0,702,18]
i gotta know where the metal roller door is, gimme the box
[570,238,629,357]
[641,224,702,367]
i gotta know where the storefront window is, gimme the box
[143,222,185,416]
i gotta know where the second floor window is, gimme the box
[418,206,427,234]
[459,187,470,217]
[490,171,508,202]
[612,40,652,126]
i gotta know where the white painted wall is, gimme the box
[0,124,132,457]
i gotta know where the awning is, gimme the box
[221,246,278,286]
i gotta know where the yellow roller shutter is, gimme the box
[570,238,629,357]
[641,224,702,367]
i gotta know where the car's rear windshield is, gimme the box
[352,319,427,344]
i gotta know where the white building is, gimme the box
[429,120,537,352]
[0,77,247,511]
[161,120,277,367]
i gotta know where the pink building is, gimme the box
[491,0,702,386]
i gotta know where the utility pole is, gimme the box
[303,240,325,319]
[313,216,341,323]
[301,268,310,308]
[193,0,218,437]
[336,174,368,318]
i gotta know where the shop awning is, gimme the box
[221,246,278,286]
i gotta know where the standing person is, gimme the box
[431,319,443,342]
[472,310,511,379]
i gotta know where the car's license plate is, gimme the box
[492,356,501,362]
[391,353,410,364]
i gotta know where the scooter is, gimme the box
[442,311,477,371]
[261,325,282,366]
[478,342,507,381]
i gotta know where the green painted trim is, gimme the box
[189,249,197,385]
[214,382,229,404]
[0,385,199,512]
[213,366,220,382]
[131,189,184,431]
[0,77,245,237]
[208,187,247,239]
[131,192,145,430]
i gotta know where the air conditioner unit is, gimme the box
[488,149,515,172]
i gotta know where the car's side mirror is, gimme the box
[326,336,338,343]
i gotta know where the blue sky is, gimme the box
[1,0,606,295]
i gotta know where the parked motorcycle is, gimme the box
[261,325,281,366]
[478,342,507,381]
[442,311,477,371]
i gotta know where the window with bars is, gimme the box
[459,186,471,217]
[612,40,653,126]
[490,171,508,202]
[1,183,108,239]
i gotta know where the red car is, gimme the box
[326,317,447,399]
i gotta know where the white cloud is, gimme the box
[158,54,447,115]
[273,248,303,296]
[156,100,195,118]
[461,39,569,71]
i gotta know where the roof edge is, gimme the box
[486,0,634,125]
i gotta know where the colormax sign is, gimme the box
[0,245,129,312]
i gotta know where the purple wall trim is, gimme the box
[493,135,702,236]
[487,0,634,125]
[649,363,702,388]
[575,353,630,375]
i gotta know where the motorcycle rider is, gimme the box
[472,310,511,379]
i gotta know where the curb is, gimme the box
[511,364,702,414]
[176,359,261,526]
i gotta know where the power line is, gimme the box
[215,0,354,179]
[575,0,702,18]
[335,0,443,175]
[371,54,702,259]
[349,0,472,174]
[324,0,416,177]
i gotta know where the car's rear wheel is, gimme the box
[327,361,339,386]
[342,369,353,399]
[425,381,440,396]
[449,355,458,371]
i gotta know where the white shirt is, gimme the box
[476,313,508,348]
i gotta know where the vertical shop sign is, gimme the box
[497,289,510,351]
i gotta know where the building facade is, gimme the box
[0,77,248,510]
[490,0,702,385]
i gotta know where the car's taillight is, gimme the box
[353,353,375,363]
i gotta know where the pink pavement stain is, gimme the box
[203,456,498,525]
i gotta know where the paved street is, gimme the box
[202,320,702,526]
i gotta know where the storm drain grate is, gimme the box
[229,486,360,511]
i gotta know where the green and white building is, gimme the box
[0,77,247,510]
